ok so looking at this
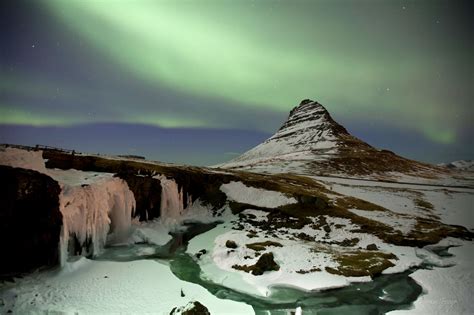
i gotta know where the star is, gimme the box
[31,44,35,48]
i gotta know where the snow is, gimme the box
[128,200,230,247]
[320,177,474,230]
[0,147,48,174]
[349,209,417,235]
[187,210,432,297]
[388,239,474,315]
[421,190,474,230]
[0,257,254,314]
[220,181,297,208]
[3,147,473,314]
[438,159,474,171]
[216,101,339,169]
[128,219,173,246]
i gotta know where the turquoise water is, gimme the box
[169,250,421,315]
[96,222,424,314]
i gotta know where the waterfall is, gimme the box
[154,175,191,223]
[58,176,136,266]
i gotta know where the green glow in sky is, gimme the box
[3,1,472,146]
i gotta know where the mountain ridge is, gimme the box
[217,99,448,181]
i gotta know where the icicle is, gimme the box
[154,175,191,222]
[58,176,136,265]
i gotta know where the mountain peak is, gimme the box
[218,99,442,179]
[278,99,348,137]
[287,99,326,118]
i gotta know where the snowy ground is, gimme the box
[0,258,253,314]
[220,181,297,208]
[187,210,425,297]
[324,178,474,231]
[388,239,474,315]
[314,176,474,314]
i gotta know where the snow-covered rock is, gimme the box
[218,99,349,169]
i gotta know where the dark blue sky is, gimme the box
[1,0,472,165]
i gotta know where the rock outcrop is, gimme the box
[116,173,162,221]
[0,165,62,278]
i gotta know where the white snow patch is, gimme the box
[0,147,48,174]
[128,219,173,246]
[421,190,474,230]
[188,223,371,297]
[349,209,417,235]
[0,258,253,314]
[388,239,474,315]
[220,181,297,208]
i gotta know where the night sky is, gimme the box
[1,0,472,165]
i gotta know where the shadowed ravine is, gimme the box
[95,222,429,315]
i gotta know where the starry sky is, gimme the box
[1,0,472,165]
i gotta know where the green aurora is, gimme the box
[1,0,472,162]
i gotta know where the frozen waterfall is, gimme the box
[58,175,136,265]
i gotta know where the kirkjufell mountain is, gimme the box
[219,99,444,180]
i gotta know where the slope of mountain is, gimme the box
[438,160,474,172]
[217,99,449,182]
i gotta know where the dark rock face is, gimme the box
[117,173,162,221]
[233,252,280,276]
[250,252,280,275]
[0,165,62,278]
[366,243,378,251]
[170,301,211,315]
[279,99,350,139]
[225,240,238,249]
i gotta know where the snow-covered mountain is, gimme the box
[217,99,446,180]
[438,160,474,172]
[224,99,360,161]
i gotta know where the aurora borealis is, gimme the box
[1,0,472,165]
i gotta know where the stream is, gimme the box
[95,222,426,315]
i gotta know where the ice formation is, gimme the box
[155,174,191,222]
[58,176,136,265]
